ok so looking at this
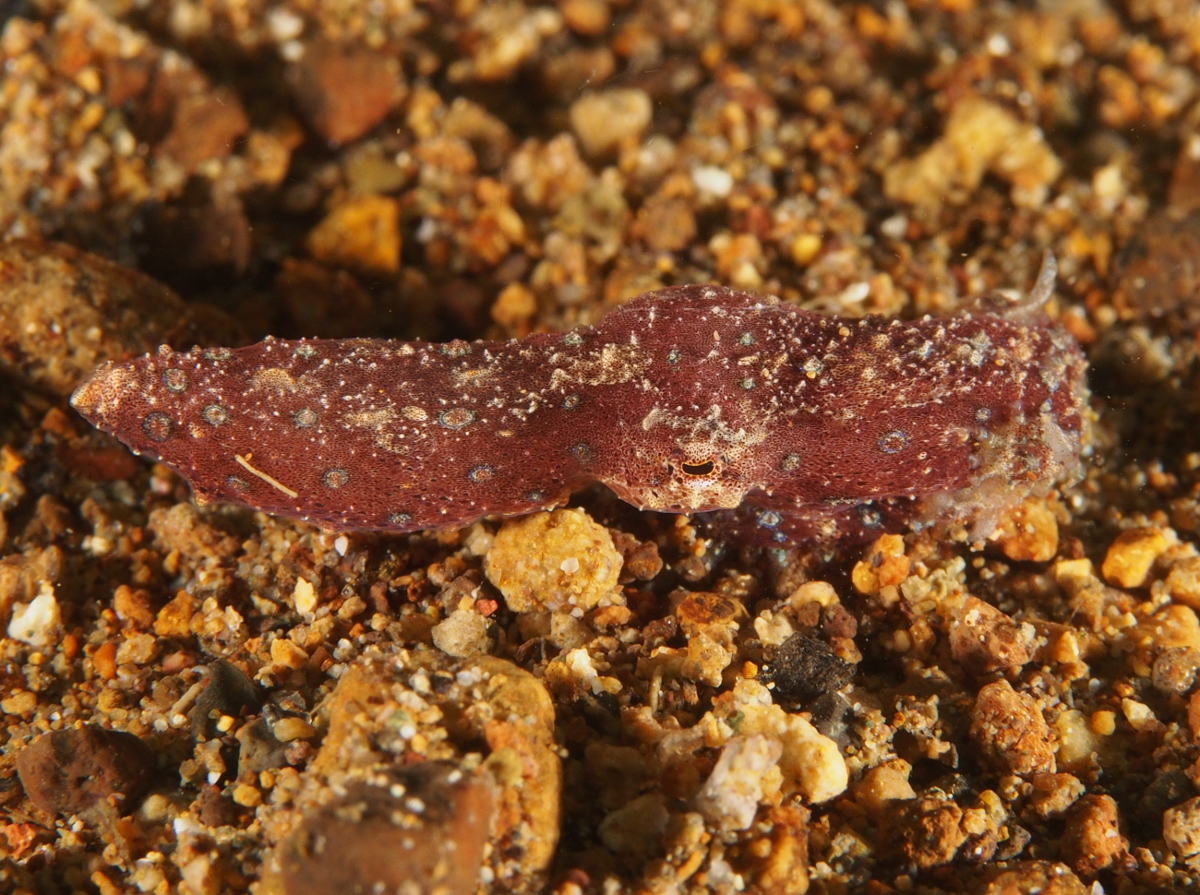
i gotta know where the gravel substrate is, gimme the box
[2,1,1200,893]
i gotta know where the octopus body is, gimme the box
[71,258,1087,545]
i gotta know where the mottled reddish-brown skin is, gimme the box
[71,276,1087,545]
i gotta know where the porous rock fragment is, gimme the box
[569,88,653,158]
[879,793,967,870]
[762,633,855,704]
[1166,796,1200,868]
[970,680,1055,776]
[883,96,1063,211]
[484,508,623,614]
[16,726,156,816]
[949,597,1037,677]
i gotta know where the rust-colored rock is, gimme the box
[880,794,967,869]
[287,41,405,146]
[155,87,249,173]
[1061,794,1127,875]
[970,680,1056,776]
[16,726,156,815]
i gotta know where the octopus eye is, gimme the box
[681,460,715,476]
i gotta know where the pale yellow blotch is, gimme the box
[345,408,396,429]
[549,344,652,389]
[249,368,302,394]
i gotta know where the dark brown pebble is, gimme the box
[1112,208,1200,329]
[15,726,156,815]
[155,86,250,173]
[236,717,290,775]
[140,194,253,289]
[762,633,855,705]
[190,659,265,739]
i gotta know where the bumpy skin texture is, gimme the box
[71,271,1087,545]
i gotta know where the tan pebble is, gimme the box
[590,604,634,628]
[154,591,197,639]
[92,640,118,680]
[112,584,157,630]
[682,631,734,687]
[970,680,1055,775]
[270,638,308,670]
[854,761,916,813]
[431,607,490,658]
[0,689,37,716]
[1166,555,1200,608]
[1143,603,1200,650]
[789,233,822,267]
[788,580,838,608]
[232,782,262,808]
[1054,709,1099,772]
[1090,710,1117,735]
[484,509,623,613]
[994,498,1059,562]
[597,793,668,855]
[116,633,160,666]
[1026,772,1084,820]
[569,88,652,158]
[694,734,783,833]
[728,683,848,803]
[263,762,493,895]
[1052,557,1098,594]
[883,96,1063,212]
[312,655,560,883]
[306,195,402,275]
[1101,526,1177,588]
[561,0,610,35]
[272,717,316,742]
[291,578,317,615]
[852,534,909,594]
[1120,697,1155,731]
[675,591,745,637]
[491,281,538,333]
